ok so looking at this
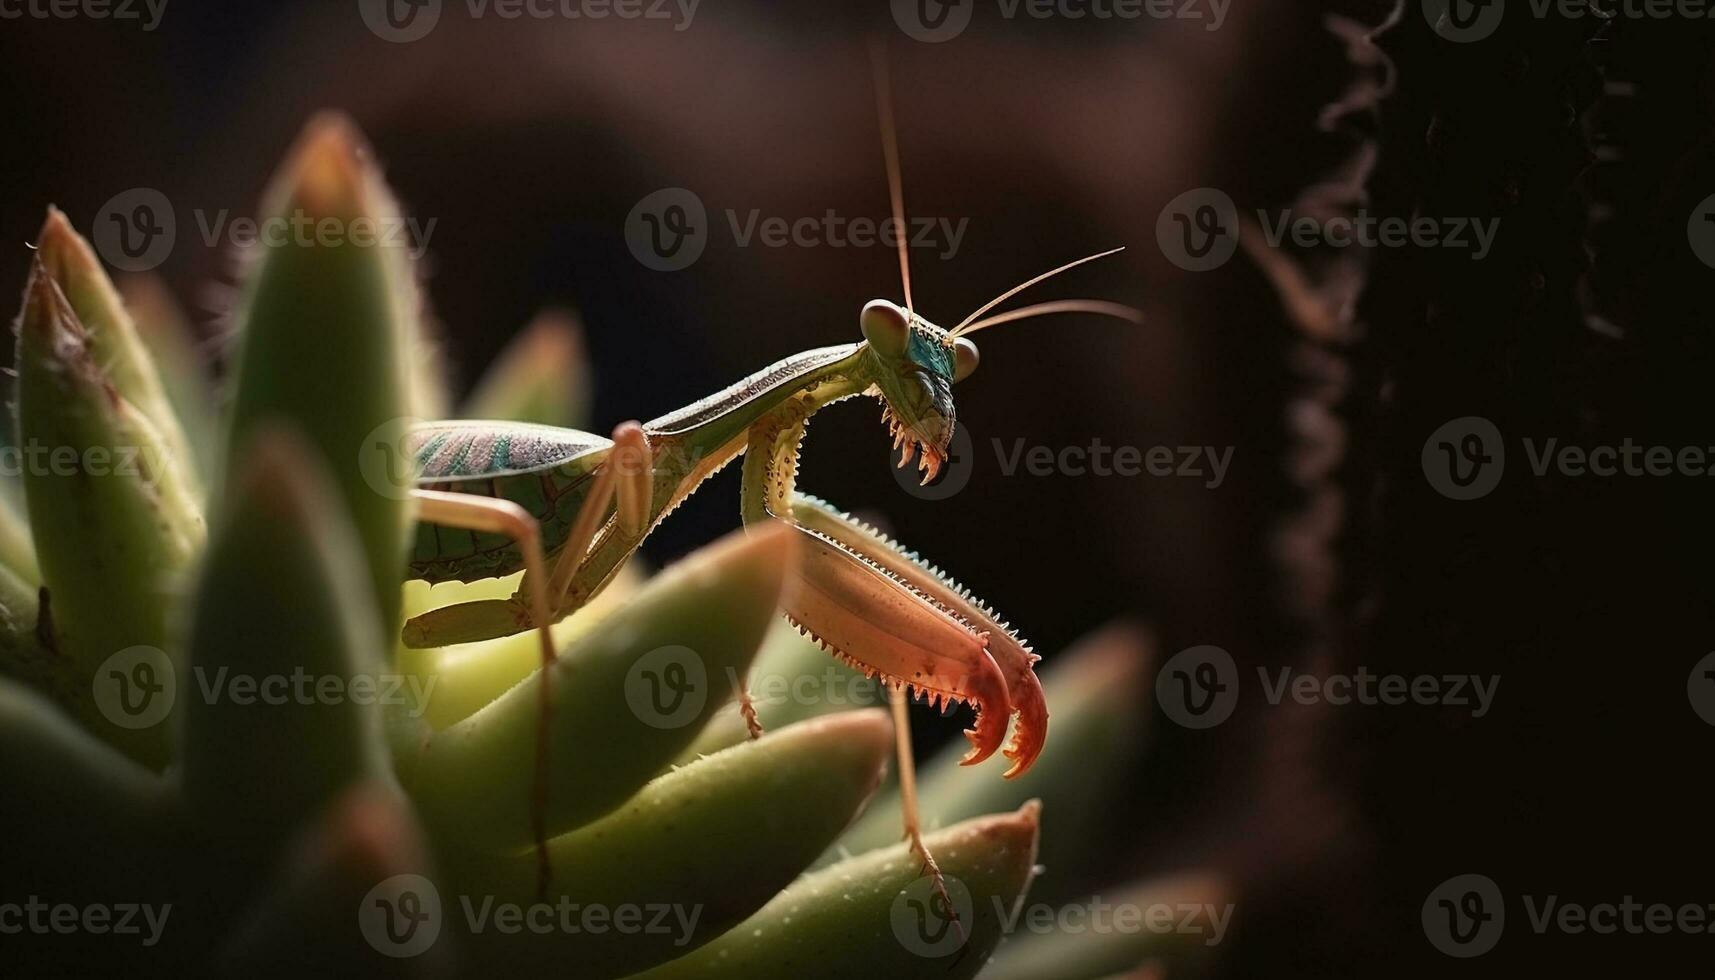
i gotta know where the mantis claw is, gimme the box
[779,524,1013,766]
[781,495,1050,775]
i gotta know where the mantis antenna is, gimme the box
[956,299,1145,336]
[870,41,915,319]
[951,246,1131,336]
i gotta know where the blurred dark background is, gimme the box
[4,2,1712,976]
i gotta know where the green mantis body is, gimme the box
[401,319,1047,777]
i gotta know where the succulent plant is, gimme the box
[0,114,1208,979]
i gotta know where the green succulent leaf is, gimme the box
[462,310,592,429]
[181,426,390,855]
[979,872,1231,980]
[451,710,894,977]
[35,208,201,497]
[830,623,1152,897]
[0,490,41,585]
[117,273,218,484]
[0,677,176,898]
[223,113,418,637]
[630,803,1043,980]
[403,524,794,851]
[11,262,204,767]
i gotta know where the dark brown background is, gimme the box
[4,2,1711,976]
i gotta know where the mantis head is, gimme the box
[860,299,979,485]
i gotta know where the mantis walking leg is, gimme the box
[408,489,558,894]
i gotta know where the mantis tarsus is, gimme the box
[396,52,1141,905]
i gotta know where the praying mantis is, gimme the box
[393,52,1141,903]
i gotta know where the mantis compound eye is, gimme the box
[860,299,910,357]
[953,337,980,383]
